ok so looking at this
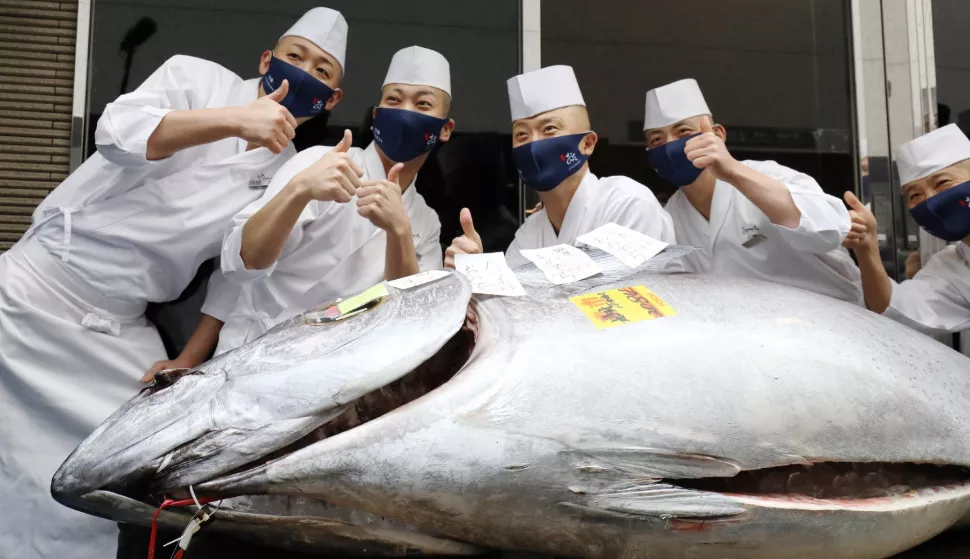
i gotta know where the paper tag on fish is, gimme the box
[454,253,526,297]
[336,283,388,315]
[570,285,677,330]
[577,223,669,268]
[520,244,601,285]
[387,269,450,290]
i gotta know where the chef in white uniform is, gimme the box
[445,65,674,269]
[643,78,862,303]
[0,8,347,558]
[842,124,970,333]
[216,46,448,354]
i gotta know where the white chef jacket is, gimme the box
[216,141,443,354]
[0,55,293,559]
[665,160,862,304]
[884,242,970,334]
[28,55,293,318]
[506,170,676,268]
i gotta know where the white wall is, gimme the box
[89,0,519,133]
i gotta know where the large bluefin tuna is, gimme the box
[52,250,970,558]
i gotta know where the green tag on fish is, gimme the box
[336,283,389,315]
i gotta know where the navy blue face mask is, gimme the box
[909,180,970,242]
[512,132,591,192]
[261,56,335,118]
[647,133,705,188]
[372,107,449,163]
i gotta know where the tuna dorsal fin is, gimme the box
[560,447,741,479]
[561,483,746,519]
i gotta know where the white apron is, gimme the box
[0,66,291,557]
[0,239,165,559]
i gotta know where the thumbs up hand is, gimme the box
[357,161,410,236]
[444,208,484,269]
[842,191,879,253]
[294,129,363,203]
[238,78,299,153]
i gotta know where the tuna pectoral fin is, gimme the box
[564,483,746,520]
[561,448,741,479]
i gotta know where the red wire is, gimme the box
[147,496,217,559]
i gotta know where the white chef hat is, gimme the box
[643,78,712,130]
[280,7,349,73]
[382,46,452,98]
[860,139,868,159]
[895,124,970,186]
[507,65,585,122]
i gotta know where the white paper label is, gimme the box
[577,223,669,268]
[520,244,602,285]
[454,253,526,297]
[387,269,450,290]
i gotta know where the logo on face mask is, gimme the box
[262,56,335,118]
[511,132,591,192]
[371,107,449,163]
[960,197,969,208]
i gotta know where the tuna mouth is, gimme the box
[111,304,481,502]
[672,462,970,505]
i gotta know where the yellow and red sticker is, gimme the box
[570,285,677,330]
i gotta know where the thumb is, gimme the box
[335,129,352,153]
[268,79,289,102]
[460,208,478,239]
[387,162,404,185]
[843,191,864,211]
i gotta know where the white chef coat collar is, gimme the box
[363,141,417,204]
[708,178,734,244]
[544,169,595,240]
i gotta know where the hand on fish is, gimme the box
[140,358,192,383]
[293,129,364,204]
[237,79,298,154]
[444,208,484,269]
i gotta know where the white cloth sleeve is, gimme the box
[416,218,444,272]
[883,255,970,335]
[200,265,241,322]
[221,147,330,284]
[745,160,850,255]
[94,55,234,168]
